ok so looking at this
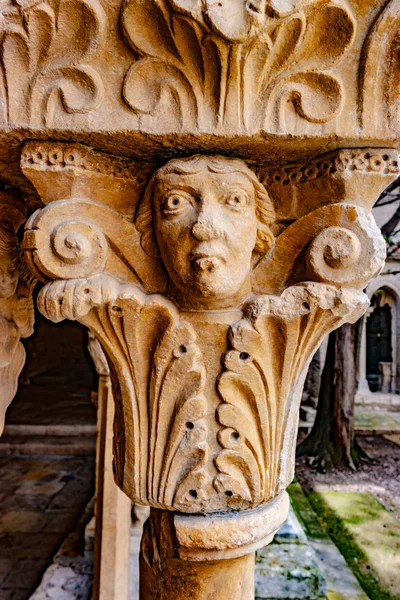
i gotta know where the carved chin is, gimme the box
[189,269,237,298]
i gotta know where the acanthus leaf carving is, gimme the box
[216,283,368,505]
[121,0,354,133]
[0,0,106,126]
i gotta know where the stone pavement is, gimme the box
[0,454,95,600]
[300,406,400,435]
[309,492,400,600]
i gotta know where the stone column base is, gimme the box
[139,493,289,600]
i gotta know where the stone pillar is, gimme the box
[88,334,131,600]
[0,0,398,596]
[357,314,371,397]
[379,361,393,394]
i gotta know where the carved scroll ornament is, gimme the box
[0,0,398,145]
[121,0,355,133]
[0,0,106,126]
[21,143,394,520]
[0,193,35,434]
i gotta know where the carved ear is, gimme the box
[254,222,275,254]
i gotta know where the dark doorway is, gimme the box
[366,298,392,392]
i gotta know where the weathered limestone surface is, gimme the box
[0,1,399,598]
[0,192,35,434]
[89,334,131,600]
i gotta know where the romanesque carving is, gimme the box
[0,0,397,167]
[0,0,107,126]
[360,0,400,136]
[0,192,35,433]
[121,0,355,132]
[22,143,392,517]
[0,3,395,598]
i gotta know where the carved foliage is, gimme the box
[216,284,367,504]
[0,0,107,126]
[360,0,400,135]
[121,0,354,132]
[37,276,209,512]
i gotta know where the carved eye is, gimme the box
[163,192,192,216]
[224,190,248,209]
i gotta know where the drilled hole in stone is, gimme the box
[225,490,233,497]
[302,302,310,311]
[383,154,389,161]
[186,422,194,430]
[240,352,250,361]
[179,345,187,354]
[248,2,261,13]
[83,288,90,294]
[189,490,198,499]
[231,432,240,442]
[112,305,122,314]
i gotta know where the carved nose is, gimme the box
[191,220,223,242]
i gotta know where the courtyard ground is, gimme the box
[295,434,400,599]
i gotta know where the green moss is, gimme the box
[307,492,400,600]
[287,481,328,540]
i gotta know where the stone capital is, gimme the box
[0,2,399,596]
[20,142,394,525]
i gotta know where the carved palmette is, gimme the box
[216,284,367,505]
[78,286,209,512]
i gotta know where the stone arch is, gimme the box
[358,278,400,401]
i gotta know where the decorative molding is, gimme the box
[121,0,355,133]
[0,0,107,126]
[0,192,35,434]
[360,0,400,135]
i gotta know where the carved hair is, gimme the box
[136,155,275,259]
[0,220,19,267]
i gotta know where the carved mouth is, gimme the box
[192,256,221,273]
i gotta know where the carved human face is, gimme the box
[153,164,258,308]
[0,261,18,298]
